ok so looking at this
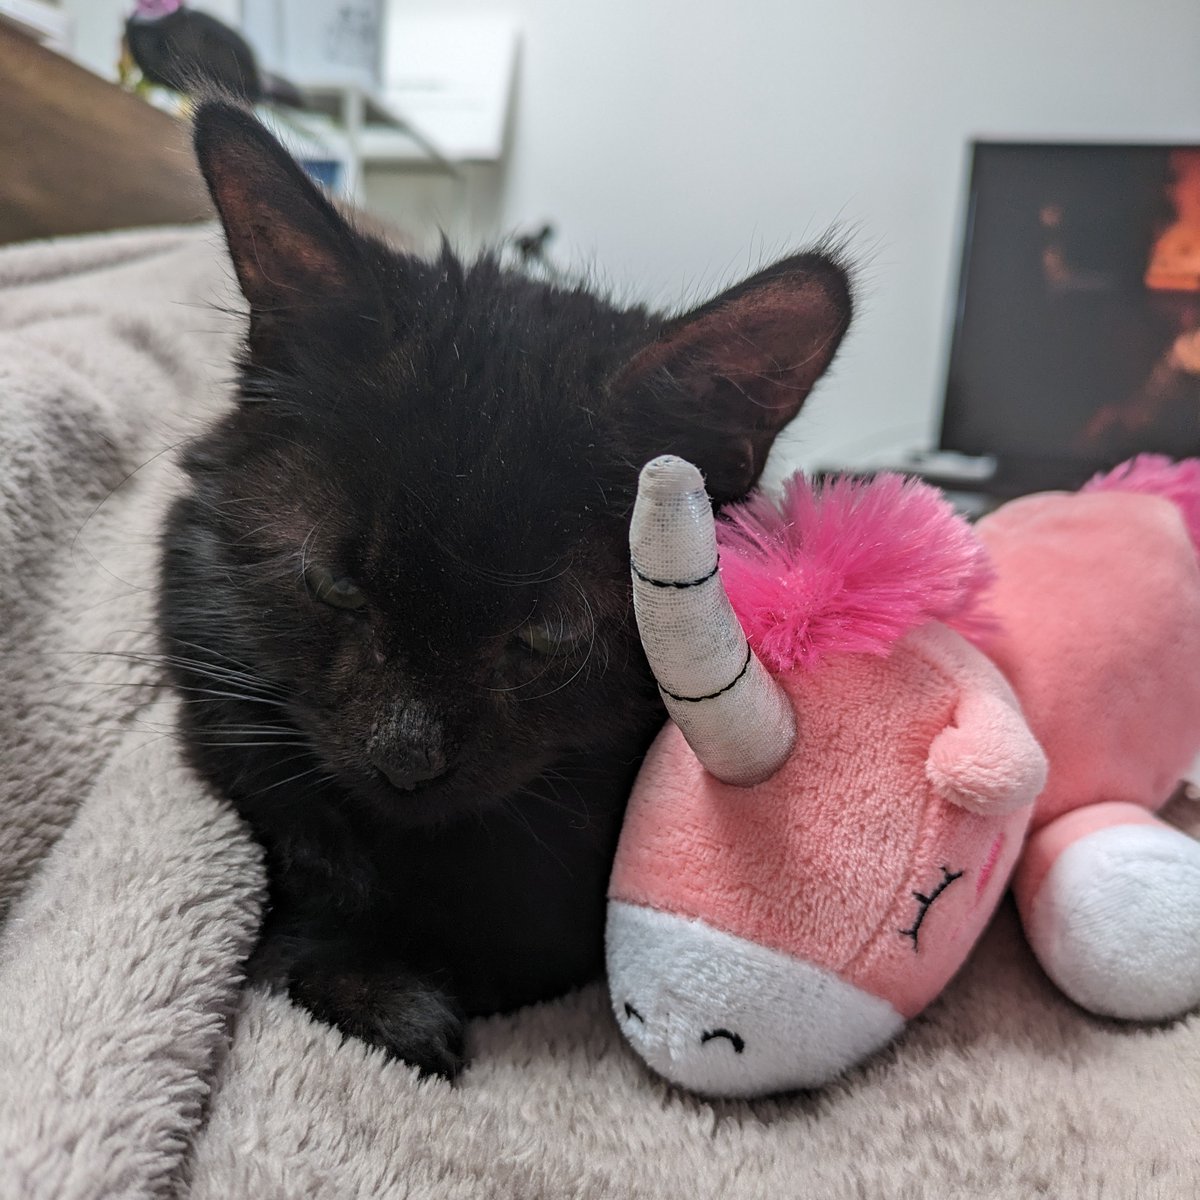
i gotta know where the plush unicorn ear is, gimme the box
[926,690,1048,815]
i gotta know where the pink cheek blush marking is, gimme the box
[976,834,1005,900]
[945,834,1008,950]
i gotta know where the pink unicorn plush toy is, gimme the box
[607,454,1200,1098]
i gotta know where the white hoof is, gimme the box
[1023,823,1200,1021]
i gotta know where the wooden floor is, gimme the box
[0,22,211,244]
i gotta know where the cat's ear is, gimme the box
[193,100,386,361]
[615,253,851,503]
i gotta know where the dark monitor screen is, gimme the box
[941,141,1200,476]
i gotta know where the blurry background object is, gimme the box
[501,221,561,281]
[286,83,462,203]
[820,141,1200,509]
[0,0,71,51]
[512,221,554,265]
[242,0,382,91]
[1144,149,1200,292]
[943,143,1200,483]
[124,0,303,106]
[0,17,210,243]
[283,12,518,227]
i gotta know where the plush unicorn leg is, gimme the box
[1013,802,1200,1021]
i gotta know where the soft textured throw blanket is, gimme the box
[1,227,1198,1200]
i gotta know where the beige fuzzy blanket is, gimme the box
[1,226,1198,1200]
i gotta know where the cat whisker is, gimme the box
[50,689,287,723]
[202,738,304,746]
[194,723,295,734]
[37,673,289,710]
[164,662,288,698]
[501,795,572,874]
[466,559,574,587]
[482,660,558,695]
[252,762,330,796]
[74,644,290,697]
[163,637,266,676]
[159,652,280,683]
[69,436,194,564]
[169,684,290,707]
[513,583,599,702]
[233,519,290,544]
[519,776,591,827]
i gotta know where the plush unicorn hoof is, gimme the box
[1021,823,1200,1021]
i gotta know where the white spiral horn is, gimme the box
[631,455,797,786]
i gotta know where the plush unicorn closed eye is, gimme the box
[607,454,1200,1098]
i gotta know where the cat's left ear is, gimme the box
[615,252,852,503]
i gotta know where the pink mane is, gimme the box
[1082,454,1200,554]
[716,473,994,672]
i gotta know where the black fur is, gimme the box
[160,101,851,1077]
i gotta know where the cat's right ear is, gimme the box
[193,100,386,362]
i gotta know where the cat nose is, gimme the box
[371,746,448,792]
[370,701,449,791]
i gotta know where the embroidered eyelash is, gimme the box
[700,1028,745,1054]
[899,866,963,951]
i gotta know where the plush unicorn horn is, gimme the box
[629,455,796,786]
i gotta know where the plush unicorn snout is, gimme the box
[608,902,904,1097]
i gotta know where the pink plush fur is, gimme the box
[1083,453,1200,553]
[716,474,994,672]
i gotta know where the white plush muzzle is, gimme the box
[606,902,904,1097]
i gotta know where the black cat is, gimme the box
[160,101,852,1078]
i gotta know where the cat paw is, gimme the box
[288,964,467,1080]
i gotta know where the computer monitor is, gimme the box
[941,140,1200,488]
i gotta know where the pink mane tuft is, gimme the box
[1082,454,1200,555]
[716,472,994,672]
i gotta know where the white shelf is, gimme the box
[300,83,460,175]
[356,126,444,166]
[0,0,70,48]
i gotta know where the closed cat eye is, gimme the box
[305,564,367,610]
[517,619,583,656]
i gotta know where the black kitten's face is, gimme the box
[165,102,851,828]
[173,274,663,823]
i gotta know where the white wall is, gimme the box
[381,0,1200,479]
